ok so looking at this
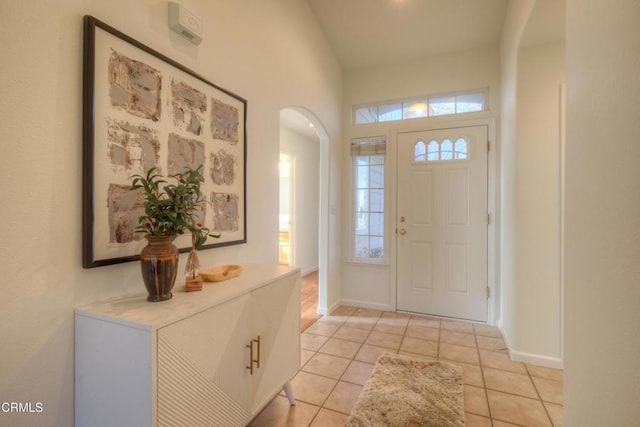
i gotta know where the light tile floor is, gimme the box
[249,306,563,427]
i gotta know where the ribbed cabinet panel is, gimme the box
[157,336,250,426]
[158,293,252,426]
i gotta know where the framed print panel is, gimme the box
[82,16,247,268]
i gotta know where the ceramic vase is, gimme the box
[140,235,179,302]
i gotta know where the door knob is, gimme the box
[399,228,406,235]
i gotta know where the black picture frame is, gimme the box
[82,16,247,268]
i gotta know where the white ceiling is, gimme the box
[280,108,320,141]
[306,0,509,71]
[282,0,565,136]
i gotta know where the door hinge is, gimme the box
[487,214,490,225]
[487,140,490,152]
[486,287,490,299]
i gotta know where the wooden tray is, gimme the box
[199,265,242,282]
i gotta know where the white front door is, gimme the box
[396,126,488,322]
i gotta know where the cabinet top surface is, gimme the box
[75,264,300,331]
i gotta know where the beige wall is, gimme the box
[514,41,565,366]
[0,1,342,425]
[565,0,640,424]
[498,0,566,369]
[498,0,535,359]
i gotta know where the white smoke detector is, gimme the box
[168,2,203,45]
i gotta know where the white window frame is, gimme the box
[350,137,387,264]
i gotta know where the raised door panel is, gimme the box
[250,273,301,413]
[446,243,470,295]
[410,241,433,291]
[157,293,253,426]
[411,170,434,225]
[446,168,470,226]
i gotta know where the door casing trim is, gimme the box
[390,117,498,325]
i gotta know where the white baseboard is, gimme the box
[316,299,340,316]
[338,298,394,312]
[301,266,319,277]
[508,349,564,370]
[497,321,564,369]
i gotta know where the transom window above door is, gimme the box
[414,137,469,162]
[353,89,488,125]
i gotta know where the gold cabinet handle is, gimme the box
[255,335,261,369]
[246,336,261,375]
[246,339,255,375]
[399,228,406,235]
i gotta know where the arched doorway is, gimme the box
[279,106,330,329]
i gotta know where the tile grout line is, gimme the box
[305,308,379,422]
[299,320,348,425]
[300,316,348,424]
[328,309,381,418]
[472,324,494,423]
[395,313,411,358]
[525,364,557,427]
[473,325,563,426]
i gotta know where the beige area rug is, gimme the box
[346,353,465,427]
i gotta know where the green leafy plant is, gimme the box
[129,165,219,249]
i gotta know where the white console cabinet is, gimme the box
[75,264,301,427]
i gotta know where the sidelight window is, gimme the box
[352,138,386,262]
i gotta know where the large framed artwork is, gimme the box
[82,16,247,268]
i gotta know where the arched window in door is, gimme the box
[414,140,426,161]
[454,137,468,159]
[427,140,439,161]
[441,139,453,160]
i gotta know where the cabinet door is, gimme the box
[157,293,253,427]
[250,273,301,413]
